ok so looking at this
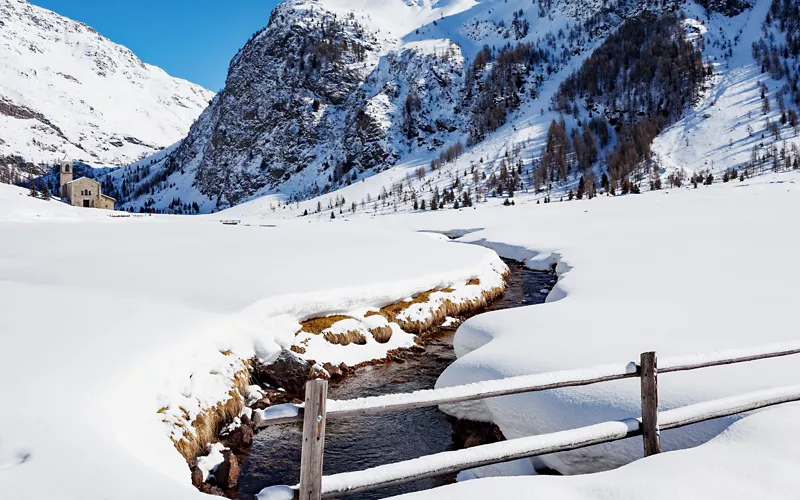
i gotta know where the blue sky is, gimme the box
[30,0,281,91]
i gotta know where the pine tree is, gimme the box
[28,183,38,198]
[330,211,336,219]
[40,183,50,201]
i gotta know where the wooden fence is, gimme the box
[256,343,800,500]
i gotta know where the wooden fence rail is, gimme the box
[254,342,800,500]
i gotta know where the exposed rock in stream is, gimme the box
[448,417,505,449]
[221,422,254,456]
[214,450,240,490]
[322,362,347,380]
[252,350,313,396]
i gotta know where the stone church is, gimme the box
[59,160,115,210]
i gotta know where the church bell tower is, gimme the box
[59,158,73,200]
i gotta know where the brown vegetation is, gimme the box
[369,325,393,344]
[365,285,505,336]
[323,330,368,346]
[298,315,352,334]
[171,368,250,462]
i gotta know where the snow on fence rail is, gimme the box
[256,342,800,500]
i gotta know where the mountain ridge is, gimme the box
[18,0,799,213]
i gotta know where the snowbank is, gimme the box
[391,402,800,500]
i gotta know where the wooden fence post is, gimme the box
[299,379,328,500]
[640,351,660,457]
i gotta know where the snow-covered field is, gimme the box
[2,0,799,496]
[0,183,504,499]
[1,165,799,500]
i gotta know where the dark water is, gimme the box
[236,259,555,499]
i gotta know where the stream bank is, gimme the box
[230,259,555,499]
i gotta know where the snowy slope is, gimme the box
[652,0,800,176]
[0,0,214,167]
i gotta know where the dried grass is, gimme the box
[171,366,250,463]
[298,315,352,335]
[369,325,393,344]
[372,289,439,323]
[466,278,481,286]
[399,286,506,335]
[360,284,507,336]
[323,330,367,346]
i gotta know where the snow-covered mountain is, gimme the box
[105,0,648,212]
[99,0,797,213]
[0,0,214,169]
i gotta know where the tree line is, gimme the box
[548,12,709,192]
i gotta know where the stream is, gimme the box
[236,259,555,499]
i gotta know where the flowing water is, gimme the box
[236,259,555,499]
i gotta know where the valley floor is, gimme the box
[1,170,799,499]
